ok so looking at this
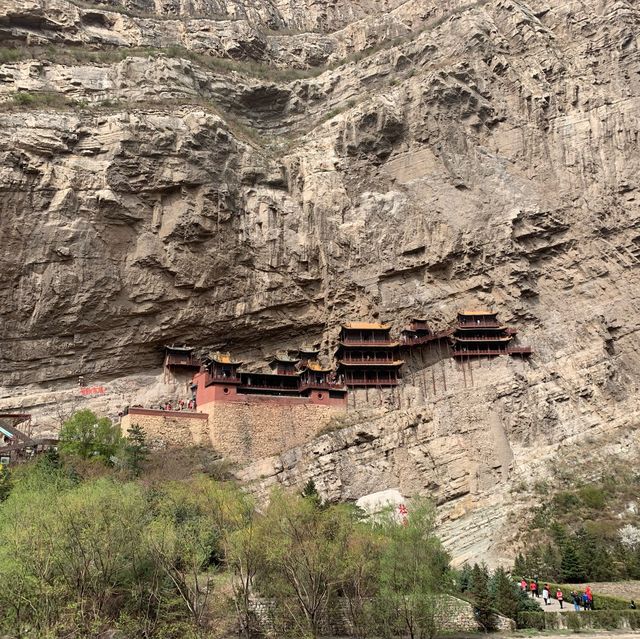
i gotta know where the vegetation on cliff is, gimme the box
[0,443,452,639]
[513,462,640,582]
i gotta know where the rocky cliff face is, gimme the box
[1,0,639,563]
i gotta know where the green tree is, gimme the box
[513,552,526,579]
[560,541,585,582]
[457,563,473,592]
[150,477,253,630]
[251,490,355,638]
[471,563,495,631]
[373,500,451,639]
[490,567,519,620]
[301,478,323,508]
[58,409,122,463]
[122,423,149,476]
[340,522,385,639]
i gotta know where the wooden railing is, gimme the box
[508,346,533,355]
[453,349,508,357]
[457,321,502,329]
[299,381,346,391]
[340,342,395,348]
[166,354,200,368]
[454,336,512,342]
[205,373,241,385]
[344,379,400,386]
[339,358,398,365]
[239,381,300,392]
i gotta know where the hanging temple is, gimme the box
[165,309,532,410]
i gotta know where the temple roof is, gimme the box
[269,353,301,364]
[458,310,497,316]
[165,344,194,353]
[295,345,321,355]
[338,359,404,367]
[305,361,332,372]
[343,321,391,330]
[209,352,243,365]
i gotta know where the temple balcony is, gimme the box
[339,339,397,347]
[452,349,508,357]
[339,358,403,366]
[166,354,201,368]
[344,379,400,386]
[453,336,512,342]
[457,321,503,329]
[508,346,532,355]
[239,386,301,395]
[205,372,241,385]
[299,381,346,391]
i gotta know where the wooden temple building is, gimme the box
[451,310,532,358]
[336,322,404,387]
[193,349,347,407]
[0,414,57,464]
[168,309,532,407]
[164,345,201,382]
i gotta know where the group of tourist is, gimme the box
[519,578,594,610]
[157,399,196,411]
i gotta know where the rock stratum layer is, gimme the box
[1,0,639,563]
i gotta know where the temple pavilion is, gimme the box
[164,345,201,373]
[197,349,347,402]
[336,322,404,387]
[451,310,532,358]
[203,352,243,382]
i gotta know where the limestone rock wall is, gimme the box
[1,0,640,562]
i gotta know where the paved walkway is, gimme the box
[527,591,576,612]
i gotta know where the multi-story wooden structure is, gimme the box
[164,345,201,378]
[451,310,532,358]
[336,322,404,387]
[194,348,347,406]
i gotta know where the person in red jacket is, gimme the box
[556,588,564,609]
[530,580,537,597]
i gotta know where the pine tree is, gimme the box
[542,544,561,581]
[124,423,149,477]
[458,563,473,592]
[513,552,527,578]
[471,563,496,631]
[560,542,585,582]
[300,479,323,508]
[490,567,519,620]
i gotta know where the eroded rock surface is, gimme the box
[1,0,639,563]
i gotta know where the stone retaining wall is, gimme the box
[249,593,514,635]
[121,409,209,448]
[199,400,345,462]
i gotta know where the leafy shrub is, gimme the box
[517,611,544,630]
[578,485,606,509]
[553,490,580,512]
[519,610,640,631]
